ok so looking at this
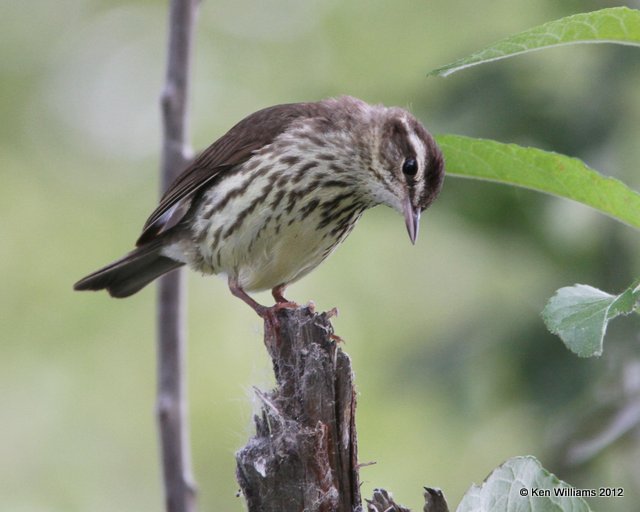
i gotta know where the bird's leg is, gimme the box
[228,277,270,318]
[228,277,297,336]
[271,284,288,303]
[271,284,299,310]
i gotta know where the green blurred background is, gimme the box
[3,0,640,510]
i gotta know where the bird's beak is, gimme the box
[403,197,421,245]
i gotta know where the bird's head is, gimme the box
[366,108,445,244]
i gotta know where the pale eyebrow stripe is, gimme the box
[402,117,426,175]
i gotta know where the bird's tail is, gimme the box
[73,240,184,298]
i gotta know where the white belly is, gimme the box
[183,163,365,292]
[233,215,337,291]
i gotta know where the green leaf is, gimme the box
[542,283,640,357]
[429,7,640,77]
[457,456,592,512]
[437,134,640,230]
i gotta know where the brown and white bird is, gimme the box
[74,96,444,316]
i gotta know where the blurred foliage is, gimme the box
[3,0,640,511]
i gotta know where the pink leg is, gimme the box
[272,284,288,303]
[228,276,296,327]
[271,284,299,310]
[228,277,268,317]
[228,277,301,333]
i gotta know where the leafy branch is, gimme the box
[422,8,640,510]
[428,7,640,77]
[430,7,640,366]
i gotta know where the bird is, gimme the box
[74,96,445,318]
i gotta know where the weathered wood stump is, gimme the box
[236,306,449,512]
[236,306,360,512]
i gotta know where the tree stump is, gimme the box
[236,306,360,512]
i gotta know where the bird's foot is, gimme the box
[268,284,299,321]
[271,284,291,304]
[255,305,281,336]
[273,300,299,311]
[229,278,304,335]
[259,300,303,336]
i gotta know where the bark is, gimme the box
[236,306,361,512]
[235,308,451,512]
[156,1,198,511]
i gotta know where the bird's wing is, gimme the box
[136,102,322,246]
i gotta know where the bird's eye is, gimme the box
[402,157,418,177]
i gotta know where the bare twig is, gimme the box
[157,1,198,511]
[366,487,449,512]
[366,489,411,512]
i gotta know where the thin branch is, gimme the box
[157,1,198,511]
[366,487,450,512]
